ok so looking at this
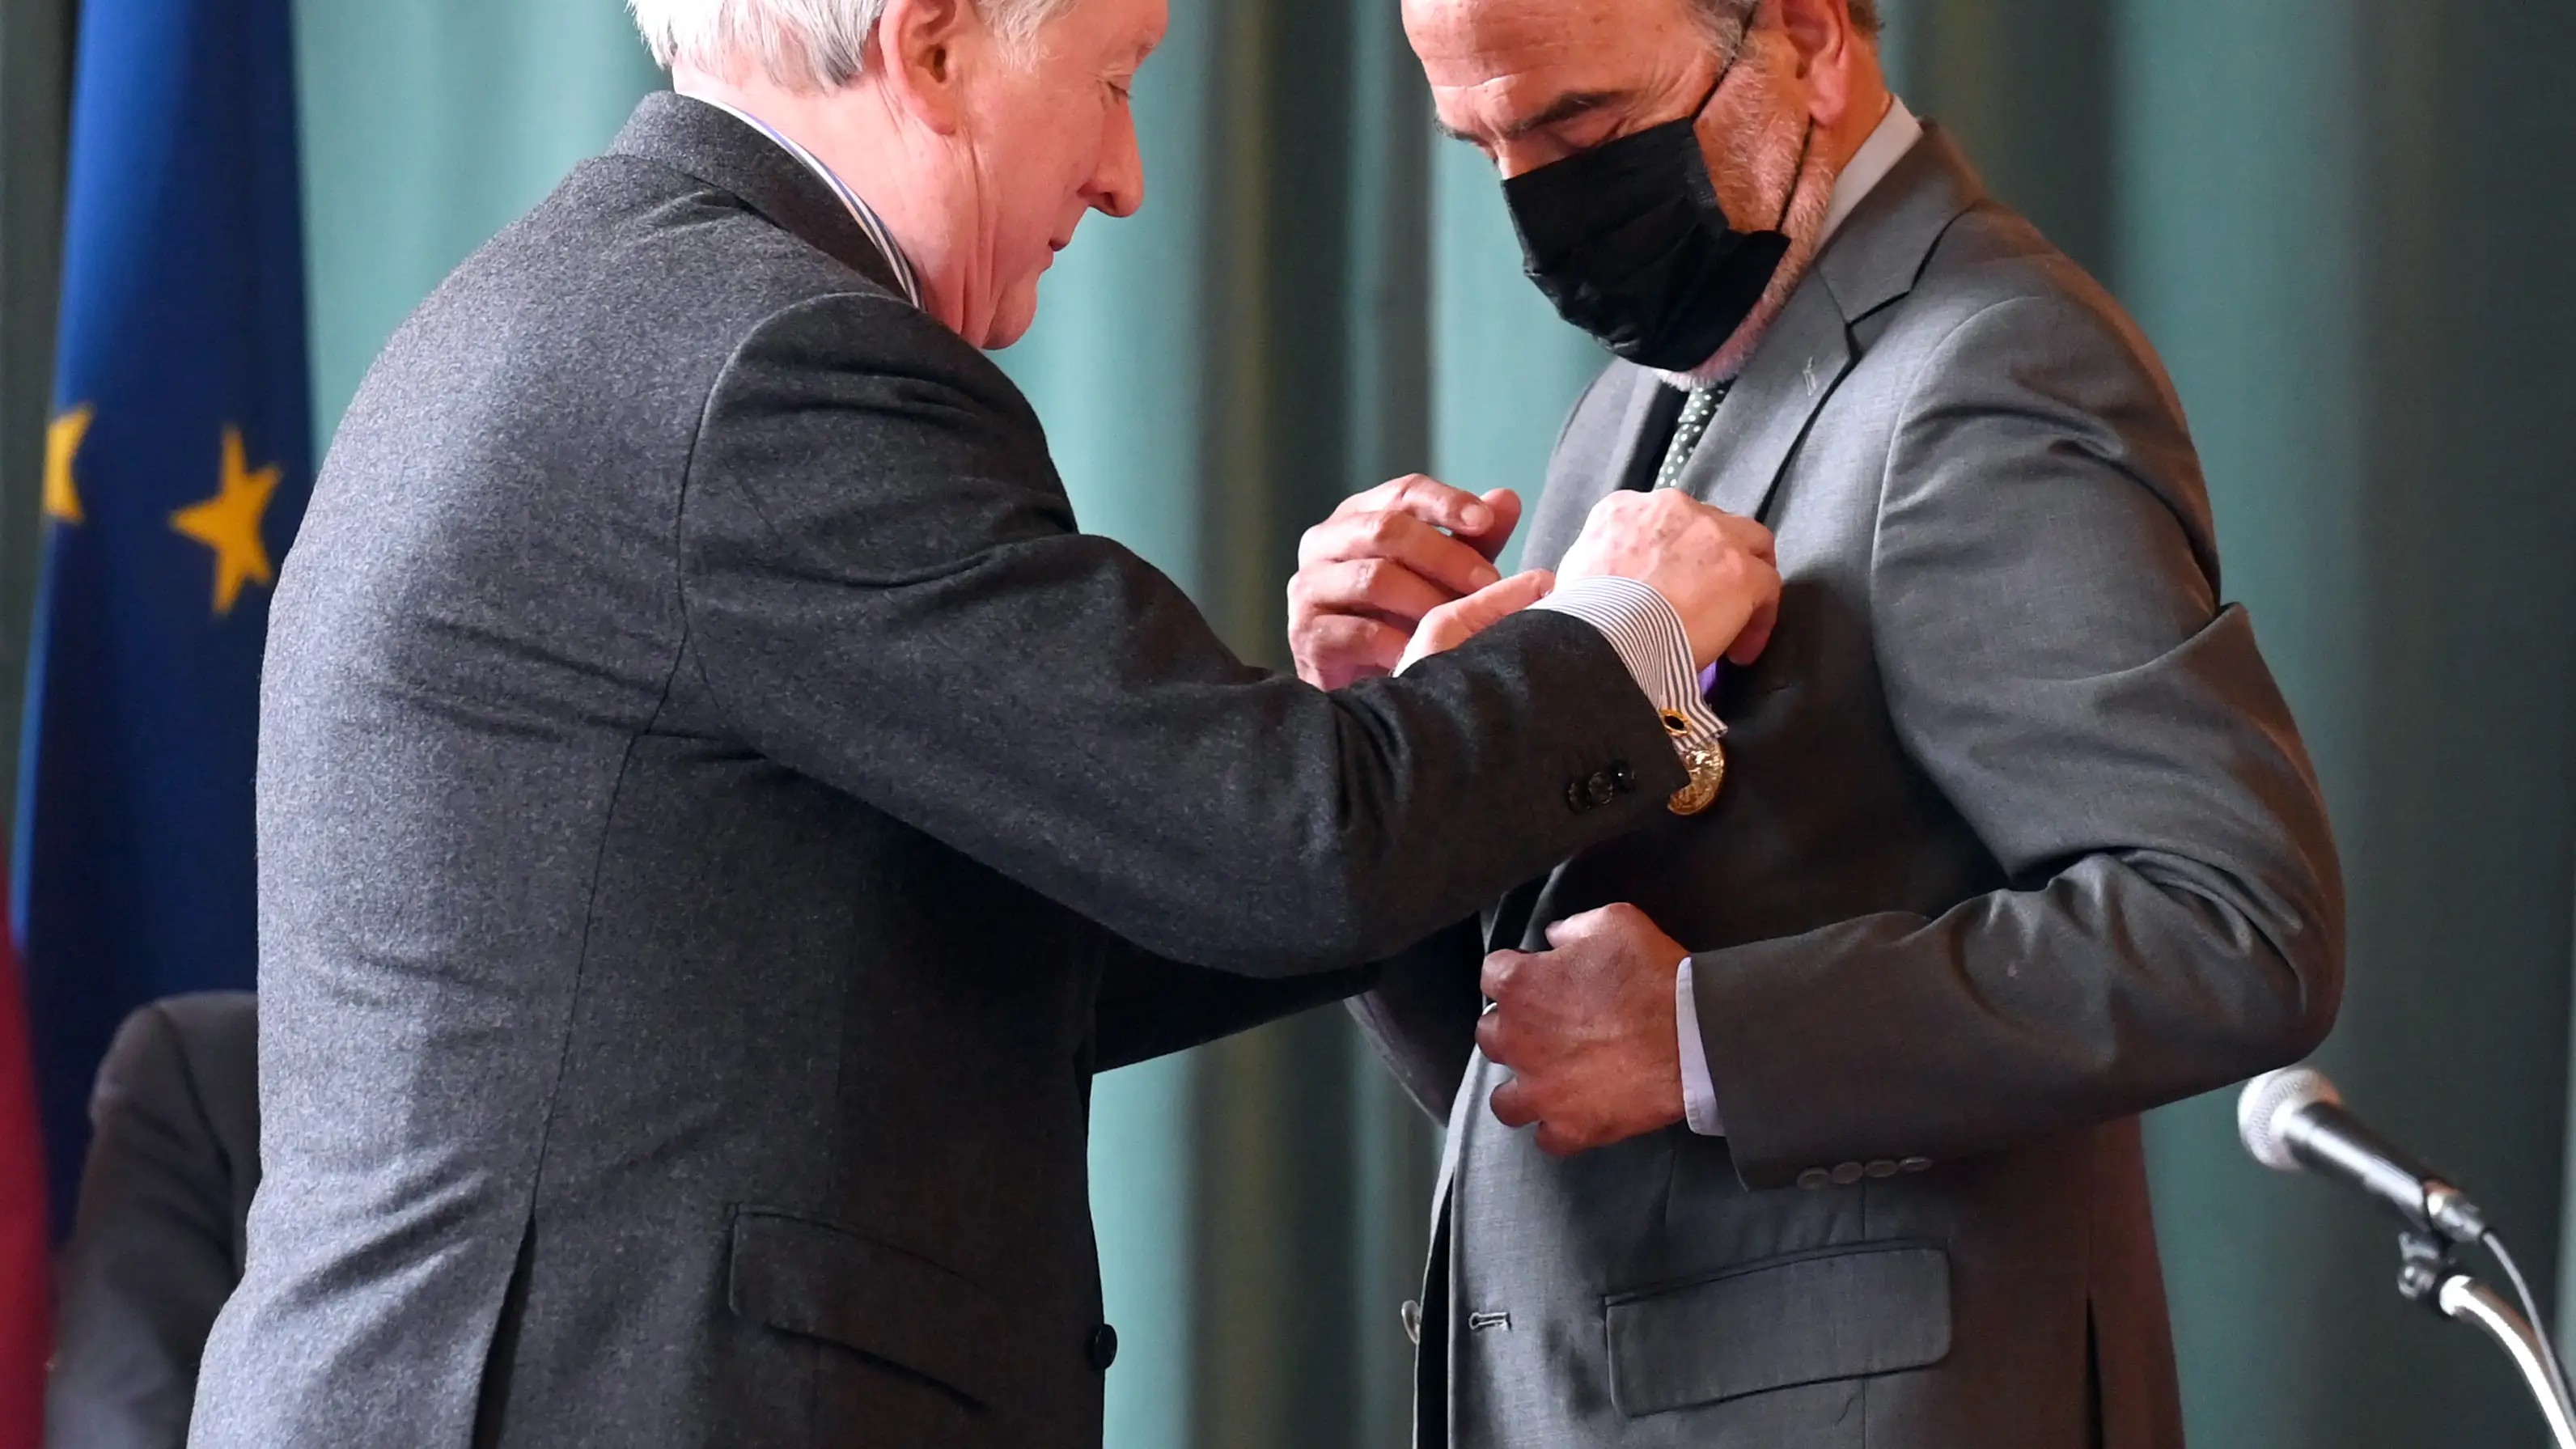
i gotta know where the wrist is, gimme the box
[1675,955,1725,1136]
[1533,577,1727,816]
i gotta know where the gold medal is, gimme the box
[1667,736,1725,816]
[1659,709,1724,816]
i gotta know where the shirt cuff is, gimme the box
[1532,577,1726,750]
[1676,955,1725,1137]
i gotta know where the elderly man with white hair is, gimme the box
[183,0,1789,1446]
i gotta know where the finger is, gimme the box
[1338,474,1496,539]
[1596,901,1650,932]
[1458,489,1524,561]
[1293,556,1460,627]
[1726,593,1779,666]
[1534,1122,1587,1159]
[1290,614,1408,688]
[1413,570,1557,656]
[1540,907,1612,951]
[1585,488,1643,521]
[1299,512,1505,596]
[1489,1078,1540,1130]
[1456,568,1555,621]
[1720,513,1779,563]
[1481,950,1530,1002]
[1474,1008,1510,1066]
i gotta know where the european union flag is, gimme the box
[17,0,311,1230]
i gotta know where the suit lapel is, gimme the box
[1673,280,1854,521]
[1812,125,1987,331]
[1604,372,1688,498]
[1672,124,1988,521]
[1521,371,1675,571]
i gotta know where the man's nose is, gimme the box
[1091,109,1146,218]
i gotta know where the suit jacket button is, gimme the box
[1796,1167,1832,1191]
[1565,781,1594,813]
[1900,1156,1934,1173]
[1865,1159,1900,1179]
[1400,1299,1423,1346]
[1831,1162,1866,1185]
[1585,772,1618,807]
[1087,1323,1120,1371]
[1609,762,1637,793]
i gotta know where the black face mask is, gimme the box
[1503,53,1811,371]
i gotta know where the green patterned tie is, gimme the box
[1653,383,1729,491]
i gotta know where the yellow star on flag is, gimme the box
[44,405,91,523]
[170,426,281,617]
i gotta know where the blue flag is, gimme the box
[17,0,311,1230]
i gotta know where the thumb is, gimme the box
[1458,489,1525,561]
[1727,596,1779,666]
[1541,907,1606,951]
[1445,569,1555,634]
[1400,570,1557,672]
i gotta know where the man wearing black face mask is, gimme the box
[1289,0,2344,1445]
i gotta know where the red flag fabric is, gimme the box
[0,900,44,1449]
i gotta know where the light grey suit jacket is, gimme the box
[1355,128,2345,1448]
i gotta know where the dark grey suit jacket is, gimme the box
[1357,129,2344,1448]
[47,994,259,1449]
[190,95,1692,1449]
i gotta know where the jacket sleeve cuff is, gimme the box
[1531,578,1725,750]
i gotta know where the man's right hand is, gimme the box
[1557,491,1782,672]
[1288,475,1522,689]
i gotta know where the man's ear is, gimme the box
[875,0,978,133]
[1773,0,1857,126]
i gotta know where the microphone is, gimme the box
[2237,1066,2487,1244]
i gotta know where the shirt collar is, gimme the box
[1818,93,1924,248]
[693,96,925,310]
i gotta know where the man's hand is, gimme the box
[1479,905,1691,1156]
[1288,476,1522,688]
[1557,491,1782,672]
[1394,570,1557,673]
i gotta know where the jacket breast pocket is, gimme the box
[727,1205,1006,1413]
[1604,1243,1952,1417]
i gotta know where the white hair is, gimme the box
[630,0,1075,91]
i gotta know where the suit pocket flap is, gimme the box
[727,1207,1006,1408]
[1606,1244,1951,1417]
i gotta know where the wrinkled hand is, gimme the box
[1480,905,1690,1156]
[1288,475,1522,689]
[1557,491,1781,672]
[1393,570,1557,673]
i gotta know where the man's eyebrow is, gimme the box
[1436,90,1629,146]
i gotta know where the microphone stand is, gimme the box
[2397,1231,2576,1449]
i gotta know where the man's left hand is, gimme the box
[1480,905,1690,1156]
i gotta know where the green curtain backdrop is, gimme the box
[4,2,2575,1447]
[1894,2,2576,1445]
[1429,130,1601,574]
[294,0,666,438]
